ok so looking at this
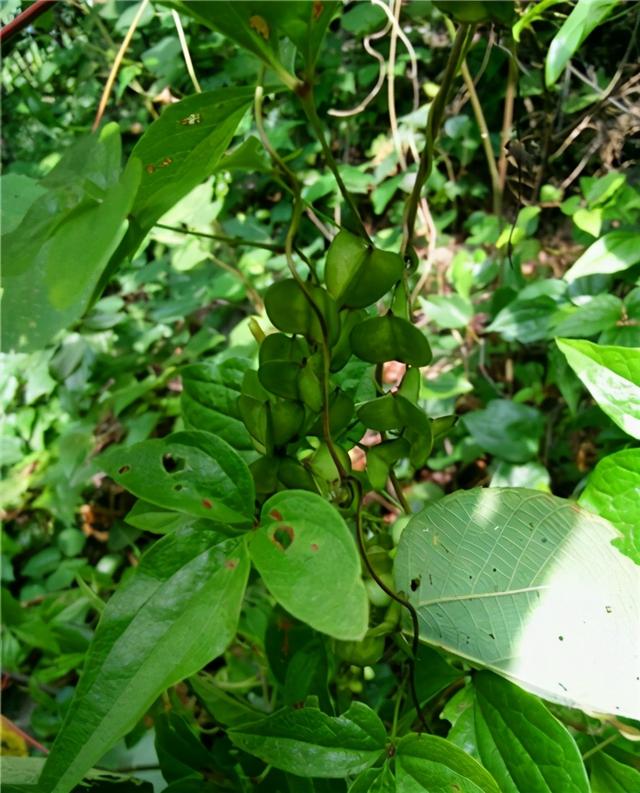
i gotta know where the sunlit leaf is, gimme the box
[394,488,640,718]
[580,448,640,564]
[545,0,619,87]
[556,338,640,439]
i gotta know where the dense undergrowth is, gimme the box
[1,2,639,791]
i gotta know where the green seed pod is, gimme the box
[309,442,351,484]
[258,360,301,401]
[335,635,385,666]
[298,354,324,412]
[264,279,340,346]
[350,315,432,367]
[277,457,319,492]
[325,230,404,308]
[269,399,305,448]
[365,574,393,607]
[366,437,410,490]
[259,332,307,367]
[250,455,280,494]
[397,366,421,404]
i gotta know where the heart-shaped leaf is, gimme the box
[103,430,254,525]
[325,230,404,308]
[250,490,368,640]
[394,488,640,718]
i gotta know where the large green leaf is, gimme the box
[461,400,544,463]
[103,430,255,526]
[180,358,255,456]
[129,87,254,231]
[228,701,386,777]
[164,1,338,76]
[39,527,250,793]
[473,671,589,793]
[250,491,369,641]
[395,733,500,793]
[563,231,640,283]
[545,0,619,87]
[556,338,640,439]
[579,448,640,564]
[487,297,556,344]
[394,488,640,718]
[1,124,141,353]
[589,752,640,793]
[0,173,46,234]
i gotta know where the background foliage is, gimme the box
[1,1,639,791]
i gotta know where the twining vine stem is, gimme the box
[401,22,473,255]
[298,89,372,243]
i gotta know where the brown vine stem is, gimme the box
[497,36,518,203]
[92,0,150,132]
[0,0,57,47]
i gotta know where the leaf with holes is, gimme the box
[39,527,249,793]
[250,491,368,641]
[394,488,640,718]
[228,701,385,777]
[103,430,255,526]
[395,733,500,793]
[473,671,589,793]
[556,338,640,439]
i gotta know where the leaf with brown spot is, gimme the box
[250,490,368,641]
